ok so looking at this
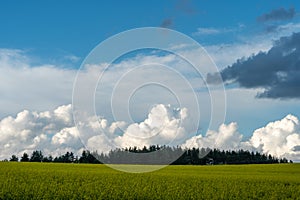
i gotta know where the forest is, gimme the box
[6,145,291,165]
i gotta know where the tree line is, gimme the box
[6,145,292,165]
[7,150,100,164]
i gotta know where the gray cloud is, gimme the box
[160,0,198,29]
[293,145,300,151]
[265,25,279,33]
[175,0,197,14]
[257,7,295,22]
[160,18,173,28]
[207,32,300,99]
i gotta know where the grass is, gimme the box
[0,162,299,199]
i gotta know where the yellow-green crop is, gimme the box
[0,162,299,199]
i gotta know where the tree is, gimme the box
[79,150,89,163]
[42,155,53,162]
[79,150,100,164]
[9,155,18,162]
[30,150,43,162]
[20,153,29,162]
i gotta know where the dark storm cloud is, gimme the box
[207,32,300,99]
[257,7,295,22]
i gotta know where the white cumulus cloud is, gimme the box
[0,104,83,159]
[84,104,195,153]
[0,103,300,161]
[248,114,300,160]
[183,122,243,150]
[0,103,195,159]
[183,114,300,161]
[113,104,193,149]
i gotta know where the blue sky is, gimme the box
[0,0,298,60]
[1,1,300,160]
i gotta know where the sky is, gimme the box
[1,0,300,162]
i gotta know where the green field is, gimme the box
[0,163,299,199]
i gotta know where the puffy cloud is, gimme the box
[1,103,300,161]
[51,127,80,147]
[248,114,300,159]
[84,104,194,153]
[183,122,243,150]
[75,47,218,132]
[183,115,300,161]
[0,104,83,159]
[0,36,276,131]
[53,104,74,125]
[208,32,300,99]
[0,103,195,159]
[257,7,295,22]
[114,104,192,149]
[1,45,300,161]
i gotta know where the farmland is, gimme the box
[0,162,299,199]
